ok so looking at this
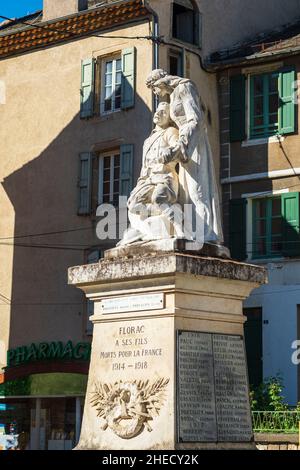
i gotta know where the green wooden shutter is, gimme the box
[80,58,95,118]
[279,68,296,135]
[78,153,92,215]
[120,144,134,197]
[229,198,247,260]
[230,75,246,142]
[281,192,300,256]
[121,47,136,110]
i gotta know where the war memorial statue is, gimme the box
[117,69,226,256]
[68,71,267,450]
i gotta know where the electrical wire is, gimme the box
[0,13,161,43]
[251,286,300,296]
[0,226,94,241]
[0,302,85,306]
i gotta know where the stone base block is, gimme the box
[68,252,266,450]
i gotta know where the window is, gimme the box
[229,192,300,260]
[250,72,280,138]
[229,68,296,142]
[253,196,282,258]
[98,152,120,205]
[78,145,134,215]
[169,49,184,76]
[102,57,122,114]
[80,47,136,119]
[172,0,201,47]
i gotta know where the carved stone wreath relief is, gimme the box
[90,378,170,439]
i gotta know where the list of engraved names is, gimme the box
[177,331,252,443]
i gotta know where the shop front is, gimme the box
[0,341,90,450]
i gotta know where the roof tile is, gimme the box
[0,0,149,59]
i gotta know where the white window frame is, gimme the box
[243,63,284,146]
[100,55,122,115]
[98,150,121,204]
[241,189,289,261]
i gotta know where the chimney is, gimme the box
[43,0,88,21]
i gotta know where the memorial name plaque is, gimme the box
[177,331,253,443]
[213,335,253,442]
[177,331,217,442]
[100,293,164,314]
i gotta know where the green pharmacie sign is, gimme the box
[7,341,91,367]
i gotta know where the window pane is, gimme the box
[114,155,120,166]
[103,171,110,182]
[255,238,266,256]
[253,76,263,95]
[269,74,278,93]
[272,218,282,235]
[115,84,121,96]
[272,198,281,216]
[254,96,263,116]
[105,74,112,87]
[269,94,278,114]
[116,59,122,71]
[103,182,110,195]
[114,180,119,192]
[114,168,120,181]
[170,55,179,75]
[255,200,266,218]
[104,99,112,112]
[116,71,122,85]
[104,157,111,169]
[105,61,112,74]
[105,87,112,99]
[269,113,278,125]
[254,116,263,127]
[256,219,266,236]
[115,96,121,110]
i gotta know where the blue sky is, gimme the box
[0,0,43,20]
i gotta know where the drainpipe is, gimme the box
[143,0,159,111]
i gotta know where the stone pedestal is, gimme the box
[68,252,267,450]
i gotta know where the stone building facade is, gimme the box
[210,21,300,404]
[0,0,299,449]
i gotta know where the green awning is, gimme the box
[0,373,88,397]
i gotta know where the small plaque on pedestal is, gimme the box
[101,293,164,314]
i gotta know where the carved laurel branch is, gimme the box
[90,382,112,418]
[140,377,170,418]
[90,378,170,419]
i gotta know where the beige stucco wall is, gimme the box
[0,21,154,363]
[0,1,226,368]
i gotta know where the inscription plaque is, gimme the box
[213,335,252,442]
[177,331,253,443]
[177,331,216,442]
[101,293,164,314]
